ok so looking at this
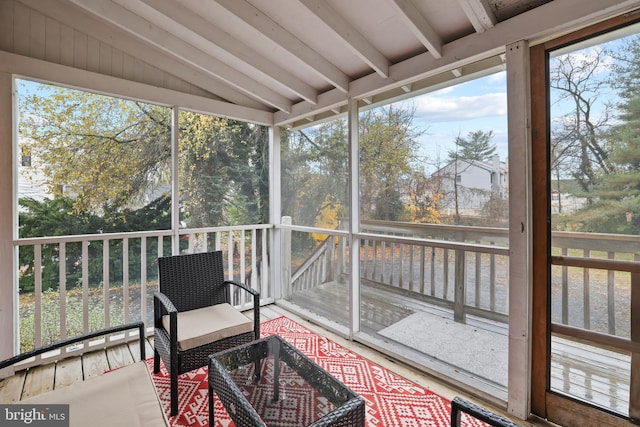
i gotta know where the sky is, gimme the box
[398,71,509,172]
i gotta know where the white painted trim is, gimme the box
[0,72,15,367]
[348,97,360,337]
[269,126,282,300]
[0,50,274,126]
[506,39,533,420]
[171,107,180,255]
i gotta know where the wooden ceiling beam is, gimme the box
[299,0,390,78]
[69,0,292,112]
[18,0,266,110]
[390,0,443,58]
[213,0,350,94]
[138,0,318,104]
[457,0,497,33]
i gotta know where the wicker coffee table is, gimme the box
[208,334,365,426]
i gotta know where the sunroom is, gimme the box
[1,1,640,426]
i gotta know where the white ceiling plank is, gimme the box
[18,0,267,110]
[390,0,443,58]
[68,0,293,113]
[213,0,350,93]
[457,0,497,33]
[135,0,318,104]
[298,0,390,78]
[0,50,274,125]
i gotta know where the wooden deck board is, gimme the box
[0,371,25,403]
[54,356,83,389]
[21,362,55,399]
[106,343,135,370]
[82,349,110,378]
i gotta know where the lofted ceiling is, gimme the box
[10,0,640,127]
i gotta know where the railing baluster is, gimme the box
[475,248,481,307]
[419,246,425,294]
[430,247,436,297]
[34,244,42,349]
[562,247,569,325]
[490,251,496,312]
[391,243,397,286]
[372,240,378,279]
[227,232,233,281]
[454,249,466,323]
[59,243,67,342]
[261,228,268,299]
[251,228,257,289]
[409,245,415,292]
[82,240,89,334]
[123,238,130,324]
[583,248,590,329]
[607,251,615,335]
[380,241,387,283]
[103,239,110,328]
[362,239,369,280]
[141,236,147,326]
[443,248,449,300]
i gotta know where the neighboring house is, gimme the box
[431,155,508,217]
[17,144,49,206]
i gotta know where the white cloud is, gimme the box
[414,92,507,122]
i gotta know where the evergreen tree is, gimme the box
[448,130,496,162]
[572,36,640,233]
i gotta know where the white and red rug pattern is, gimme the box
[148,316,489,427]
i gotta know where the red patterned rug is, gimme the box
[147,316,488,426]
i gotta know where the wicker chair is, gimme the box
[451,397,521,427]
[153,250,260,417]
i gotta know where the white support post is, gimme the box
[171,107,180,255]
[269,126,283,300]
[348,96,361,336]
[506,39,533,420]
[0,72,15,368]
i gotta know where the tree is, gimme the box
[359,104,426,221]
[448,130,496,162]
[568,36,640,233]
[178,112,269,228]
[18,195,173,292]
[18,81,269,233]
[404,167,442,223]
[549,48,614,201]
[19,82,172,216]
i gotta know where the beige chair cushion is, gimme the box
[162,303,254,351]
[22,361,167,427]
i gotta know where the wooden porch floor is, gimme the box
[0,304,548,426]
[288,281,631,419]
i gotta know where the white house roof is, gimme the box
[5,0,640,127]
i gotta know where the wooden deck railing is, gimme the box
[290,221,640,336]
[14,219,640,365]
[14,225,271,359]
